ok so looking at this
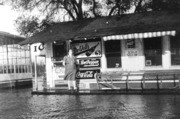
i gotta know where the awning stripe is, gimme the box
[103,30,176,41]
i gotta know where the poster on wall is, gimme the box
[76,69,100,79]
[78,58,101,68]
[71,41,102,58]
[53,63,65,80]
[32,43,46,56]
[126,39,135,48]
[126,50,138,56]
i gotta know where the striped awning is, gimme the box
[103,30,176,41]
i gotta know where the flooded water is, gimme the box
[0,89,180,119]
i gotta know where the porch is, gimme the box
[32,70,180,95]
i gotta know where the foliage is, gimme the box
[4,0,107,36]
[134,0,180,13]
[15,16,40,37]
[3,0,180,36]
[107,0,135,16]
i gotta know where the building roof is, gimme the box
[20,11,180,45]
[0,31,25,45]
[20,19,93,45]
[75,11,180,39]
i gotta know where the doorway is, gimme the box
[144,37,162,66]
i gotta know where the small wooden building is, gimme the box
[21,11,180,91]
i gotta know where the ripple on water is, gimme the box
[0,89,180,119]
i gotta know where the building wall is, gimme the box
[45,43,53,88]
[162,36,171,69]
[121,39,145,71]
[101,36,178,73]
[43,35,180,89]
[101,38,145,72]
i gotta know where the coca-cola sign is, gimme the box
[76,70,100,79]
[78,58,101,68]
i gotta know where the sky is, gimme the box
[0,5,19,35]
[0,2,135,36]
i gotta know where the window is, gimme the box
[53,41,67,59]
[105,40,121,68]
[0,44,31,74]
[144,37,162,66]
[0,66,3,74]
[170,34,180,65]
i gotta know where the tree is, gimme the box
[9,0,101,21]
[5,0,179,36]
[107,0,135,16]
[4,0,107,36]
[134,0,180,13]
[5,0,136,36]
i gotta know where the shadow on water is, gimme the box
[0,88,180,119]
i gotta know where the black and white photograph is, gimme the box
[0,0,180,118]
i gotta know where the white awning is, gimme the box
[103,30,176,41]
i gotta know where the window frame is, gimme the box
[104,40,122,68]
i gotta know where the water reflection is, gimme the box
[0,89,180,119]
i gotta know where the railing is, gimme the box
[95,72,180,90]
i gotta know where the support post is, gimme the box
[34,55,38,91]
[162,36,171,68]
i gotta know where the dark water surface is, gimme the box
[0,88,180,119]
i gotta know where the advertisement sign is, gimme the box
[78,58,101,68]
[126,50,138,56]
[76,69,100,79]
[127,39,135,48]
[32,43,46,56]
[53,62,65,80]
[72,41,101,58]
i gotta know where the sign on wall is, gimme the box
[126,39,135,48]
[72,41,101,58]
[126,50,138,56]
[53,65,65,80]
[78,58,101,68]
[32,43,46,56]
[76,69,100,79]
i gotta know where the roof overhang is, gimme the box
[103,30,176,41]
[20,11,180,45]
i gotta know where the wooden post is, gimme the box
[35,55,38,91]
[126,72,129,92]
[156,75,159,92]
[141,74,144,91]
[173,74,176,87]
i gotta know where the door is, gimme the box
[52,41,68,88]
[34,55,46,90]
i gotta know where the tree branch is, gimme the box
[108,0,120,16]
[109,6,117,16]
[71,0,79,17]
[43,1,53,13]
[64,6,76,20]
[76,0,83,20]
[134,0,143,13]
[92,0,98,17]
